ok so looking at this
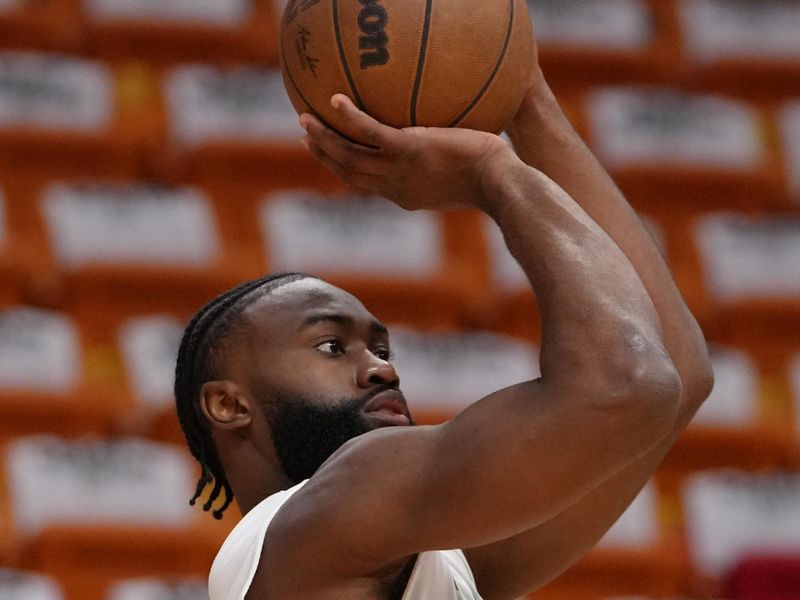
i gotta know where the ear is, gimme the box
[200,380,253,430]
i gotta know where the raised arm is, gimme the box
[507,71,713,406]
[460,70,715,599]
[252,96,682,598]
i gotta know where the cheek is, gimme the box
[280,354,359,396]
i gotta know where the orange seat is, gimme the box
[684,212,800,373]
[676,0,800,100]
[25,179,263,318]
[0,455,21,567]
[256,192,488,330]
[23,523,226,600]
[75,307,190,445]
[663,342,797,490]
[153,63,335,190]
[166,140,339,192]
[531,476,694,599]
[662,425,798,495]
[535,0,682,91]
[0,53,159,182]
[0,389,115,445]
[0,307,118,444]
[4,435,232,600]
[533,480,689,600]
[531,544,689,600]
[0,0,81,54]
[77,0,280,65]
[0,181,59,308]
[0,262,26,309]
[580,87,785,213]
[681,469,800,591]
[0,200,25,308]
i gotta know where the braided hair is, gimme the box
[174,272,316,519]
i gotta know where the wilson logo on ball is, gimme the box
[358,0,389,69]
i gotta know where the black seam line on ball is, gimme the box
[333,0,366,111]
[410,0,433,127]
[281,43,338,131]
[448,0,515,127]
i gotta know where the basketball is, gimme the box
[279,0,535,133]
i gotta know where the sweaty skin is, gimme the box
[202,38,712,600]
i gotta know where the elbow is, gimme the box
[686,361,715,409]
[590,341,683,442]
[630,351,684,427]
[681,339,716,416]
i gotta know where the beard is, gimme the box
[261,388,413,485]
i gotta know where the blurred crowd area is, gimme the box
[0,0,799,599]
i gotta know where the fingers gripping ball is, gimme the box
[280,0,535,133]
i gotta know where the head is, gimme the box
[174,273,413,519]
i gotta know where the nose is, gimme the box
[356,349,399,389]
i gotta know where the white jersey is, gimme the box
[208,480,483,600]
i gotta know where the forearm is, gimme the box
[481,154,673,398]
[508,346,709,593]
[477,419,688,600]
[506,74,713,417]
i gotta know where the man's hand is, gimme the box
[301,94,514,212]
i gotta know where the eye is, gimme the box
[374,346,395,361]
[316,340,345,355]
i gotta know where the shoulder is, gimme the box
[208,481,308,600]
[247,427,443,593]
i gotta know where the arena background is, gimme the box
[0,0,799,598]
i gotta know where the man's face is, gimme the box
[238,279,414,483]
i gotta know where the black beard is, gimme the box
[263,392,386,484]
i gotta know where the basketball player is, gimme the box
[174,54,714,599]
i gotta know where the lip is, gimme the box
[364,389,410,425]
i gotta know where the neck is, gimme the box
[218,440,295,516]
[233,470,297,516]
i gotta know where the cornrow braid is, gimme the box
[174,272,316,519]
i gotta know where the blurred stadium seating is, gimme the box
[0,0,799,598]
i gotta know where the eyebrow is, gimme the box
[300,313,388,335]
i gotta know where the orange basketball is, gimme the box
[279,0,535,133]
